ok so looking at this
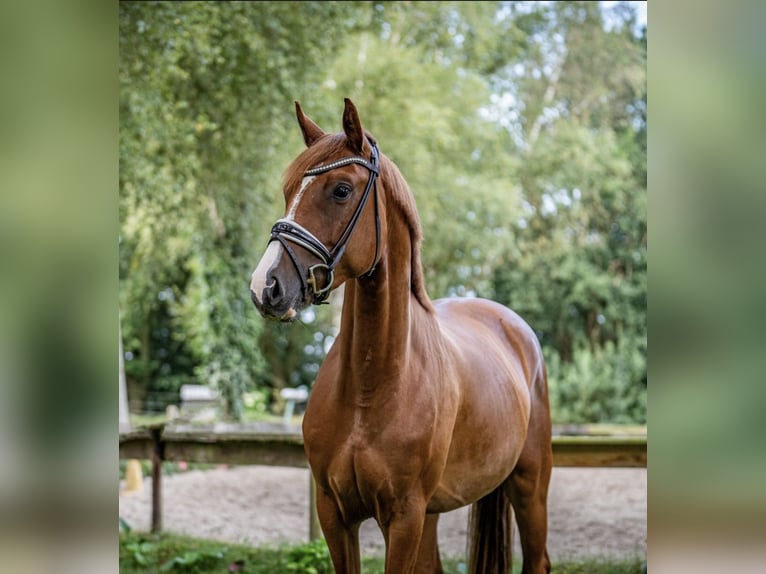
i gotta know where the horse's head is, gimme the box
[250,98,383,321]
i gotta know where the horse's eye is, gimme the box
[332,184,352,201]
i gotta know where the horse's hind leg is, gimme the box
[414,514,443,573]
[505,462,551,574]
[504,376,553,573]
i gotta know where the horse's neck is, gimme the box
[337,238,432,401]
[339,268,414,376]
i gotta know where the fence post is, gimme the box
[149,424,165,533]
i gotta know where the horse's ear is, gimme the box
[342,98,367,155]
[295,101,325,147]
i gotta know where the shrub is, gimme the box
[546,338,646,424]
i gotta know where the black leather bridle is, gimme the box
[267,141,381,304]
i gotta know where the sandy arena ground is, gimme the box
[119,465,646,561]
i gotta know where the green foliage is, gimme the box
[546,340,647,424]
[242,389,270,416]
[489,2,646,423]
[120,2,646,424]
[119,531,645,574]
[285,538,332,574]
[318,17,521,298]
[160,549,225,573]
[118,532,341,574]
[119,2,362,417]
[122,539,156,569]
[255,304,336,393]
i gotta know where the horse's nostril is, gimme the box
[262,273,284,307]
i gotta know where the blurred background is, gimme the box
[118,1,647,428]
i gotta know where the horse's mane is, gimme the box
[378,152,434,313]
[283,133,434,313]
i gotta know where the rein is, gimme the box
[267,142,381,304]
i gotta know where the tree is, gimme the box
[489,1,647,423]
[119,2,361,418]
[317,3,523,297]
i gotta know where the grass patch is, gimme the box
[119,530,645,573]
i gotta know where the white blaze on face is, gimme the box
[250,241,282,303]
[250,176,317,304]
[286,175,316,220]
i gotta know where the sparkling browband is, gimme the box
[305,156,379,176]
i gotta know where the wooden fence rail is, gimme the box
[119,422,646,537]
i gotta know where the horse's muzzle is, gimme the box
[250,267,303,322]
[250,288,299,322]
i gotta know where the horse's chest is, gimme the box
[303,378,450,522]
[313,443,393,523]
[307,405,438,521]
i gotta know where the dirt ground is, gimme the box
[119,465,646,561]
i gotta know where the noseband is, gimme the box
[267,142,381,305]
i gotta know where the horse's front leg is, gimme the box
[415,513,443,573]
[380,502,428,574]
[315,487,361,574]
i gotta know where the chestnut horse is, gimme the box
[250,99,552,574]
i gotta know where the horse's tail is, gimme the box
[467,485,513,574]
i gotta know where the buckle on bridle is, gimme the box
[307,263,334,304]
